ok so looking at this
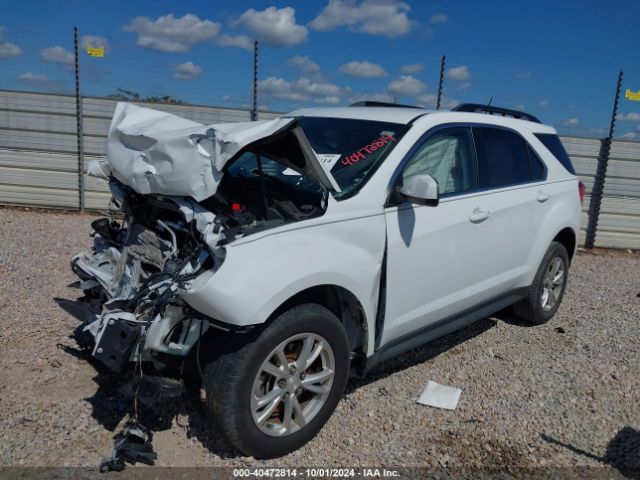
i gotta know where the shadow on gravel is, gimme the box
[491,308,538,328]
[54,295,239,460]
[542,428,640,479]
[346,316,498,393]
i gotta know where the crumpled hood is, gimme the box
[96,102,299,201]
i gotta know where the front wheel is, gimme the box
[513,241,569,325]
[203,304,350,458]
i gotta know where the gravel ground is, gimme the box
[0,207,639,477]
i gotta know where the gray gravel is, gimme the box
[1,207,639,476]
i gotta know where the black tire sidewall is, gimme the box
[530,242,569,323]
[209,304,350,458]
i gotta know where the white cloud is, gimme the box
[214,33,253,50]
[456,82,472,91]
[40,46,74,65]
[620,132,637,139]
[416,93,458,109]
[80,35,109,51]
[387,75,426,97]
[288,55,320,74]
[0,27,21,59]
[513,104,525,111]
[18,72,64,91]
[339,60,386,78]
[259,76,347,104]
[446,65,470,81]
[235,6,307,47]
[123,14,220,52]
[415,93,436,107]
[587,127,605,136]
[173,61,202,80]
[429,14,448,24]
[563,118,579,127]
[349,91,395,104]
[310,0,412,38]
[617,112,640,121]
[400,63,423,74]
[537,99,549,107]
[516,71,532,80]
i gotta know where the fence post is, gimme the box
[436,55,446,110]
[585,70,623,249]
[73,26,85,212]
[251,40,258,121]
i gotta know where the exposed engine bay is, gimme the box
[75,167,325,374]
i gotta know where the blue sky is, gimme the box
[1,0,640,138]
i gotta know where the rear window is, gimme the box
[473,127,532,188]
[535,134,576,175]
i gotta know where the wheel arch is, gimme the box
[553,227,577,263]
[268,284,369,363]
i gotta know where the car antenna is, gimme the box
[488,97,493,106]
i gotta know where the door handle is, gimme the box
[469,208,490,223]
[537,191,550,202]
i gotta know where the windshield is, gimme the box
[298,117,409,200]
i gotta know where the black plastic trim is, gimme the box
[350,100,420,109]
[364,287,528,373]
[453,103,541,123]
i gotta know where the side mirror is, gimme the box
[397,174,439,206]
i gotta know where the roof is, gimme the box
[286,106,431,124]
[285,104,554,132]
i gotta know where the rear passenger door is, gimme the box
[468,126,547,293]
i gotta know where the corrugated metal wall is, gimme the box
[0,90,280,210]
[561,136,640,249]
[0,90,638,249]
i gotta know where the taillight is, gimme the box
[578,181,585,205]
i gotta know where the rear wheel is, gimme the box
[513,241,569,324]
[203,304,350,458]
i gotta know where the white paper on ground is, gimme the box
[416,380,461,410]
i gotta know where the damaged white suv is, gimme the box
[73,101,582,458]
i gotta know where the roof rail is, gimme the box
[350,100,421,109]
[452,103,541,123]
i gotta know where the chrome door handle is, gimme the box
[469,208,490,223]
[537,191,550,202]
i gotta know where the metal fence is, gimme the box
[1,89,639,249]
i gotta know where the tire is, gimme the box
[203,303,350,458]
[513,241,569,325]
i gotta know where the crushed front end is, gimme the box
[72,180,227,374]
[71,101,333,387]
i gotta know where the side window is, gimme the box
[473,127,533,188]
[528,146,546,181]
[535,133,576,175]
[401,127,477,195]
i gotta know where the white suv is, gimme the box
[73,101,583,458]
